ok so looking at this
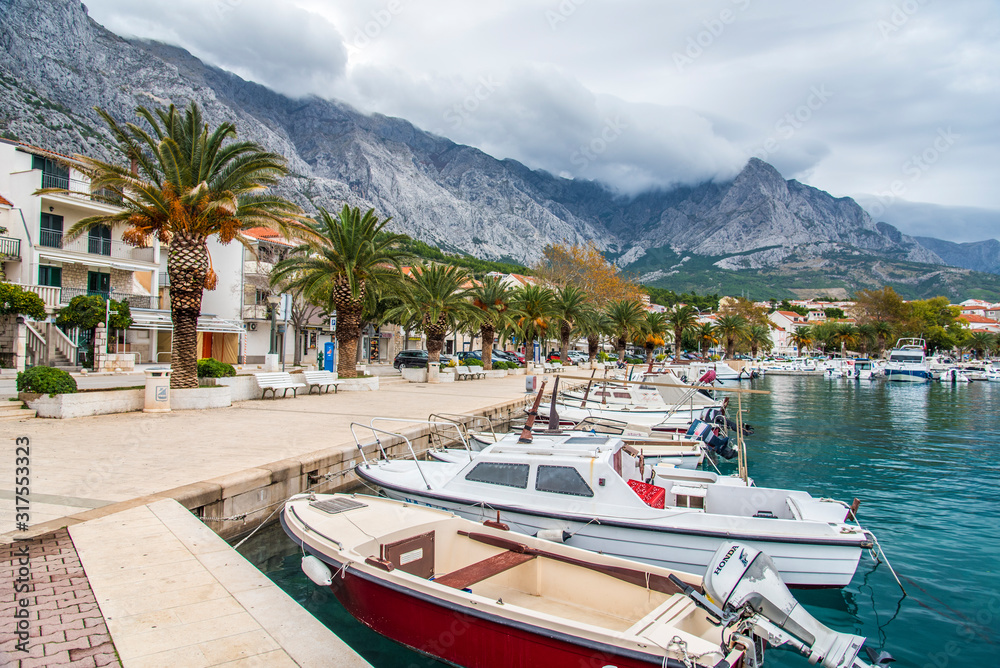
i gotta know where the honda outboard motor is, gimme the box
[694,542,891,668]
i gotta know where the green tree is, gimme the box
[665,305,700,360]
[48,101,305,387]
[384,263,476,366]
[468,276,513,371]
[857,324,877,357]
[746,324,773,358]
[576,308,610,362]
[968,331,995,359]
[272,206,412,377]
[551,284,591,364]
[713,315,749,358]
[833,323,860,357]
[637,311,670,365]
[510,284,556,367]
[789,326,813,357]
[872,320,894,357]
[55,295,132,368]
[0,283,46,320]
[605,299,645,363]
[695,322,718,358]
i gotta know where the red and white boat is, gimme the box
[282,493,887,668]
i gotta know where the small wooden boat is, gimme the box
[283,494,886,668]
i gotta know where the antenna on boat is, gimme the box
[519,379,547,443]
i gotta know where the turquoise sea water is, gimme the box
[236,375,1000,668]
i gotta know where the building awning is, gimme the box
[129,309,245,333]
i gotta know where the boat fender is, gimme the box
[535,529,571,543]
[301,555,333,586]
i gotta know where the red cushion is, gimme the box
[627,479,665,509]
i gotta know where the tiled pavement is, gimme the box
[1,530,120,667]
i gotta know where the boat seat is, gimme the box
[435,550,536,590]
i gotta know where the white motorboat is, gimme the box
[940,367,972,383]
[884,338,932,383]
[282,493,886,668]
[354,430,874,588]
[852,359,876,380]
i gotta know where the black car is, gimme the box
[393,350,454,369]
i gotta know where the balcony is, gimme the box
[60,286,160,310]
[41,173,123,206]
[0,235,19,260]
[242,304,271,320]
[37,230,155,263]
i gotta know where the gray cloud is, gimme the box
[82,0,1000,235]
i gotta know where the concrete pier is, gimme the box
[1,373,567,666]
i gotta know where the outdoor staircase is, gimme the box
[0,400,36,421]
[378,375,407,387]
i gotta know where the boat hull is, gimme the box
[369,481,864,589]
[885,368,932,382]
[309,547,702,668]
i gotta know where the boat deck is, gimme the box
[465,581,641,632]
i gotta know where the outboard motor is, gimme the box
[683,542,892,668]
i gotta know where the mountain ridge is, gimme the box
[2,0,999,300]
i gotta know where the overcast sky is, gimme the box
[85,0,1000,240]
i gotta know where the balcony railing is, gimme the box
[60,286,159,310]
[242,304,271,320]
[0,235,19,259]
[41,173,123,205]
[19,284,61,308]
[37,230,155,263]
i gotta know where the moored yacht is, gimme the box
[884,338,932,382]
[355,431,874,588]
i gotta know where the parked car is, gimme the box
[567,351,588,364]
[460,350,510,365]
[498,350,525,364]
[393,350,454,369]
[546,351,562,362]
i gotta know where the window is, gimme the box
[39,213,64,248]
[464,462,529,489]
[535,465,594,497]
[88,225,112,256]
[38,265,62,288]
[33,155,69,189]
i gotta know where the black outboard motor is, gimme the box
[687,419,737,459]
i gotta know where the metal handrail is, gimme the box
[427,413,498,451]
[156,351,173,362]
[369,417,473,457]
[349,422,432,491]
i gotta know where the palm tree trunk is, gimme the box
[481,326,495,371]
[167,232,209,389]
[523,336,533,368]
[335,305,362,378]
[587,334,599,362]
[674,328,683,360]
[560,322,571,365]
[617,335,626,363]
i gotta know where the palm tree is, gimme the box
[576,308,611,362]
[638,311,670,365]
[49,101,305,387]
[272,206,412,377]
[665,305,700,361]
[713,315,749,358]
[833,323,860,357]
[873,320,894,358]
[384,263,476,366]
[551,284,590,364]
[695,322,718,358]
[746,324,773,358]
[969,331,995,359]
[510,284,556,367]
[788,325,813,357]
[605,299,645,363]
[857,324,877,357]
[468,276,513,371]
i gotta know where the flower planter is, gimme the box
[401,367,427,383]
[20,385,233,418]
[336,376,380,391]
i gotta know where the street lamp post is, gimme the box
[267,293,281,356]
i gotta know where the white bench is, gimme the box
[542,363,563,373]
[302,370,343,394]
[255,372,306,399]
[456,365,485,380]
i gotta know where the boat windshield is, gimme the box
[889,354,923,363]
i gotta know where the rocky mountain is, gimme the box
[1,0,997,299]
[914,237,1000,275]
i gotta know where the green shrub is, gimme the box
[0,282,47,320]
[495,360,515,370]
[197,358,236,378]
[17,366,77,395]
[466,357,484,367]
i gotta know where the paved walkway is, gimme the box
[1,374,535,539]
[0,530,120,667]
[69,499,370,668]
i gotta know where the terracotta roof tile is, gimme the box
[0,194,11,207]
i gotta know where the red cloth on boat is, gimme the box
[627,479,665,509]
